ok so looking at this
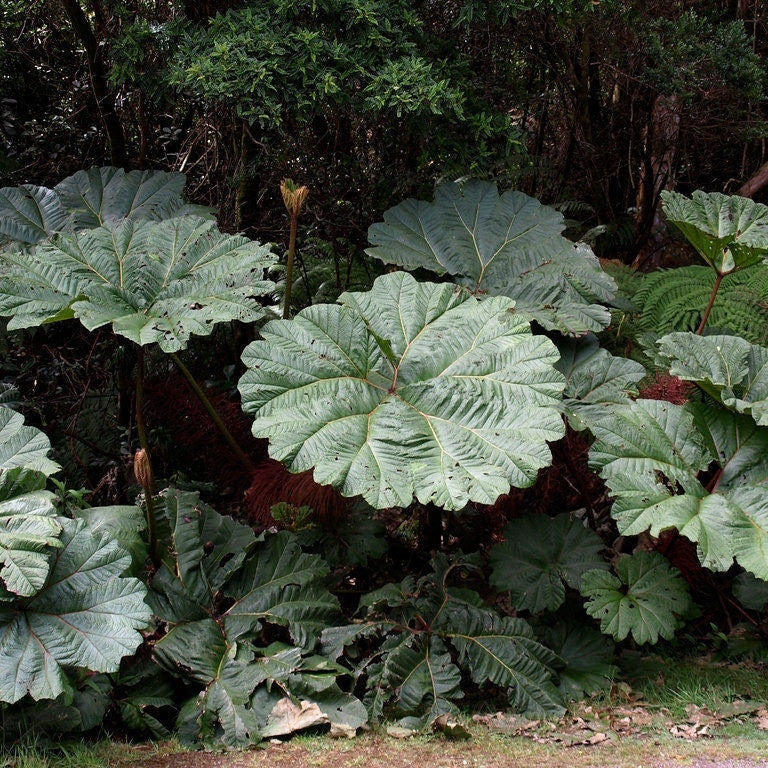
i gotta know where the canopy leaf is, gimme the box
[580,552,692,644]
[0,216,276,351]
[0,519,150,703]
[366,181,616,335]
[656,332,768,425]
[239,271,565,511]
[661,191,768,274]
[489,513,608,613]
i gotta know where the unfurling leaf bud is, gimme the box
[280,178,309,217]
[133,448,152,491]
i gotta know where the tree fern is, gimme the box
[632,265,768,345]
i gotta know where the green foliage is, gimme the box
[631,265,768,344]
[149,489,363,748]
[489,513,607,613]
[0,216,276,351]
[324,554,564,727]
[0,167,212,248]
[580,552,692,644]
[641,11,765,102]
[555,333,646,428]
[661,191,768,276]
[0,468,60,598]
[167,2,465,128]
[366,180,617,335]
[0,408,60,476]
[0,518,151,704]
[588,397,768,579]
[239,271,565,510]
[656,333,768,426]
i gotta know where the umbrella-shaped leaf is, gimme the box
[0,519,150,703]
[239,271,566,511]
[581,552,692,644]
[661,191,768,274]
[0,468,60,598]
[657,332,768,425]
[489,513,608,613]
[54,166,212,229]
[366,181,616,335]
[0,216,276,350]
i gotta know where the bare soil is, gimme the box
[109,731,768,768]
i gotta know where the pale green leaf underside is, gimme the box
[657,333,768,425]
[0,217,276,351]
[589,399,768,578]
[0,468,60,598]
[661,190,768,274]
[0,408,60,476]
[581,552,692,644]
[239,271,566,511]
[0,519,150,703]
[366,180,616,335]
[0,167,213,248]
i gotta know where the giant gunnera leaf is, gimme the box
[0,518,151,703]
[0,167,212,248]
[489,513,608,613]
[0,216,276,351]
[661,191,768,275]
[588,398,768,579]
[366,181,617,335]
[581,552,692,644]
[656,333,768,426]
[0,468,60,599]
[239,271,566,511]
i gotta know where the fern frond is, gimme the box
[633,265,768,344]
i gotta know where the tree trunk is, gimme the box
[737,160,768,198]
[632,94,681,270]
[58,0,128,167]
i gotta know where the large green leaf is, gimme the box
[149,495,349,747]
[224,531,340,647]
[589,397,768,577]
[0,407,60,475]
[580,552,692,644]
[0,167,213,248]
[155,618,263,748]
[0,185,70,246]
[0,519,151,703]
[54,167,212,229]
[661,191,768,274]
[366,181,617,335]
[0,468,60,598]
[656,333,768,425]
[0,216,276,350]
[489,513,608,613]
[239,271,565,511]
[447,607,564,717]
